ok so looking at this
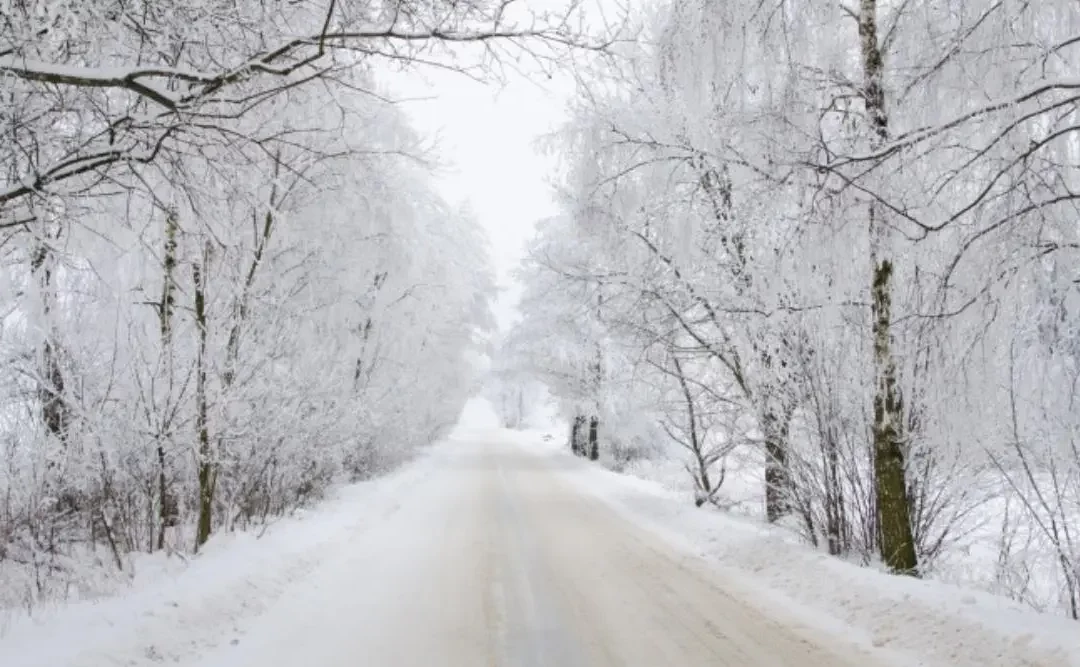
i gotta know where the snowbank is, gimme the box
[0,443,448,667]
[519,430,1080,667]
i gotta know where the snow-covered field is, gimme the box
[3,404,1079,667]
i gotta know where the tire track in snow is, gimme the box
[493,451,585,667]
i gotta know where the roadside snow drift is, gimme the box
[523,430,1080,667]
[0,444,446,667]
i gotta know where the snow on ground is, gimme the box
[516,427,1080,667]
[4,399,1079,667]
[0,443,450,667]
[0,398,502,667]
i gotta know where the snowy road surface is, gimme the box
[200,437,881,667]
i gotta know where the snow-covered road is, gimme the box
[198,436,881,667]
[7,423,1076,667]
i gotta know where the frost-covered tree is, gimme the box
[509,0,1080,616]
[0,64,496,613]
[0,0,623,612]
[0,0,599,225]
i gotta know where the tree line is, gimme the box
[506,0,1080,617]
[0,0,597,612]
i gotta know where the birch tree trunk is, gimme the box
[859,0,918,576]
[193,244,214,551]
[156,210,178,551]
[697,158,792,522]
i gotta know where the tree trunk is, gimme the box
[587,416,600,461]
[32,246,69,445]
[156,210,178,551]
[859,0,919,576]
[588,290,603,462]
[570,414,585,456]
[354,272,386,391]
[824,424,846,556]
[763,406,791,523]
[871,260,918,574]
[673,353,714,506]
[193,247,214,551]
[224,205,275,389]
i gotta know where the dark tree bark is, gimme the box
[193,246,214,551]
[570,414,586,456]
[763,404,792,523]
[587,416,600,461]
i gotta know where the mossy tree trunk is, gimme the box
[859,0,918,576]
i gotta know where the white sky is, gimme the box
[384,68,574,332]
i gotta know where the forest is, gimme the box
[497,0,1080,619]
[0,0,559,611]
[5,0,1080,631]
